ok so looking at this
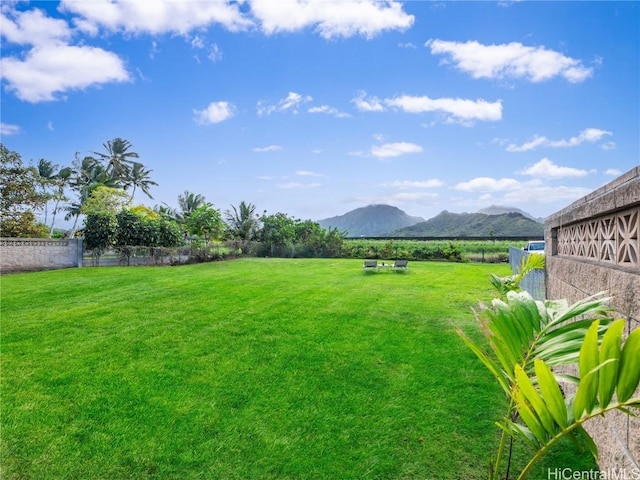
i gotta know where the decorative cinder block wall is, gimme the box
[545,166,639,471]
[0,238,83,273]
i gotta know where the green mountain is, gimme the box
[318,204,424,237]
[389,210,544,237]
[477,204,545,223]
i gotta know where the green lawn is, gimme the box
[1,259,596,479]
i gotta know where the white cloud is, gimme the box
[190,35,205,49]
[507,128,613,152]
[519,158,592,179]
[454,177,522,192]
[426,39,593,83]
[0,7,72,46]
[208,43,223,62]
[501,185,592,204]
[351,91,385,112]
[193,101,236,125]
[352,90,502,123]
[0,122,21,136]
[370,142,423,158]
[600,141,616,151]
[385,94,502,122]
[604,168,622,176]
[506,135,548,152]
[378,179,444,189]
[249,0,414,39]
[296,170,326,177]
[47,121,54,131]
[398,42,417,49]
[278,182,322,189]
[59,0,251,36]
[308,105,351,118]
[253,145,283,152]
[257,91,313,115]
[1,44,130,103]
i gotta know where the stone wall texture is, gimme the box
[0,238,83,273]
[545,166,640,471]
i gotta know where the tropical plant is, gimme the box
[92,137,139,180]
[458,290,640,479]
[80,186,130,216]
[258,212,297,257]
[176,190,207,223]
[48,166,72,236]
[0,144,49,237]
[66,154,120,236]
[224,201,259,253]
[35,158,57,226]
[490,252,545,296]
[126,162,157,201]
[184,204,223,244]
[83,212,117,265]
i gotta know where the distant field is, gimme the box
[1,259,595,479]
[341,239,523,262]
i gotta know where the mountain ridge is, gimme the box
[318,204,544,237]
[389,210,544,237]
[317,204,424,237]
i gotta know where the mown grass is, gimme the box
[1,259,595,479]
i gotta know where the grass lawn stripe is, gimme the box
[1,259,596,479]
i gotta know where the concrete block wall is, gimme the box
[545,166,639,471]
[0,238,83,273]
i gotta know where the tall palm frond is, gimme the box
[126,162,157,200]
[92,137,139,181]
[224,201,258,240]
[176,190,206,223]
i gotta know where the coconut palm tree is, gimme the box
[36,159,57,226]
[48,166,72,236]
[92,137,139,181]
[176,190,206,223]
[225,201,258,240]
[126,162,157,201]
[66,154,121,236]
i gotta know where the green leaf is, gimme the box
[571,426,599,461]
[617,327,640,402]
[515,364,556,435]
[546,292,612,328]
[598,319,625,407]
[456,329,511,395]
[498,420,539,450]
[535,359,567,429]
[513,388,548,444]
[574,321,600,419]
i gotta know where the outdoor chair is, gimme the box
[393,260,409,272]
[363,260,378,271]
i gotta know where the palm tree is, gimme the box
[48,166,72,236]
[176,190,206,223]
[36,159,57,226]
[92,138,139,181]
[66,154,121,237]
[225,201,259,252]
[126,162,157,201]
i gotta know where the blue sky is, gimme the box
[1,1,638,227]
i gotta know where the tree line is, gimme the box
[1,140,345,261]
